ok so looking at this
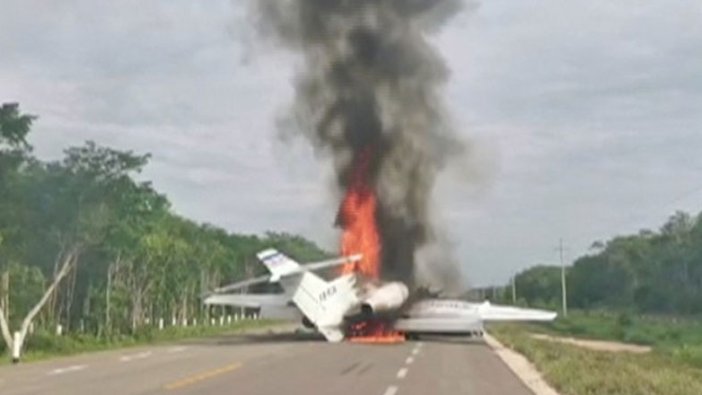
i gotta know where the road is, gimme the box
[0,329,533,395]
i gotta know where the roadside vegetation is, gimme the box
[483,208,702,317]
[479,186,702,393]
[492,322,702,395]
[532,311,702,348]
[491,312,702,395]
[1,319,277,364]
[0,103,326,361]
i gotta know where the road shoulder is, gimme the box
[484,333,561,395]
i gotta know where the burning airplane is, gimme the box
[249,0,474,339]
[203,249,557,342]
[202,2,559,340]
[254,0,467,290]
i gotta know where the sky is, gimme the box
[1,0,701,287]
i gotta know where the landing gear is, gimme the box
[405,333,420,341]
[301,316,315,329]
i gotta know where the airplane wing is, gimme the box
[211,275,272,294]
[394,300,556,336]
[209,253,362,294]
[476,302,557,321]
[303,254,363,272]
[203,293,289,308]
[393,317,484,334]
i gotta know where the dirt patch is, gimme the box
[530,333,652,353]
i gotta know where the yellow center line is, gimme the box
[164,362,242,390]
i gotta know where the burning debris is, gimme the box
[254,0,467,340]
[347,320,405,344]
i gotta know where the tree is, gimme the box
[513,265,562,308]
[0,103,37,356]
[512,210,702,315]
[0,140,151,359]
[0,104,331,360]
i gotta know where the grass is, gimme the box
[490,313,702,395]
[0,319,279,365]
[519,311,702,369]
[531,311,702,347]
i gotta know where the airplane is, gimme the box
[203,248,557,342]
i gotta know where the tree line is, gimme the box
[503,211,702,315]
[0,103,329,354]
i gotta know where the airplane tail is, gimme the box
[257,249,301,281]
[256,249,360,342]
[291,273,358,342]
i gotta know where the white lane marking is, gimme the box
[167,346,187,353]
[397,367,408,379]
[405,357,414,365]
[120,351,152,362]
[48,365,87,375]
[383,385,399,395]
[411,348,420,355]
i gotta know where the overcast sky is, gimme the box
[2,0,701,287]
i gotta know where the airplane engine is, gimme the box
[360,282,409,314]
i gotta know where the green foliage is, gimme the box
[512,265,562,308]
[528,311,702,348]
[0,103,329,354]
[6,263,45,327]
[0,102,35,149]
[511,210,702,316]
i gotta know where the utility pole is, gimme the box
[511,276,517,305]
[557,239,568,317]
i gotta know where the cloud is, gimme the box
[1,0,701,286]
[436,0,702,284]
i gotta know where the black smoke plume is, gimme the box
[254,0,466,289]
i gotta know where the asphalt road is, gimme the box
[0,330,534,395]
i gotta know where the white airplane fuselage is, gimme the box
[204,249,557,342]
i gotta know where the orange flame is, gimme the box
[348,320,405,344]
[337,149,405,343]
[339,149,381,280]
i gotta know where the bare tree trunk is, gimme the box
[46,245,66,325]
[131,292,141,333]
[62,266,78,331]
[10,247,79,360]
[180,288,188,323]
[0,270,11,348]
[105,254,120,335]
[105,265,112,335]
[0,298,12,351]
[1,270,9,321]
